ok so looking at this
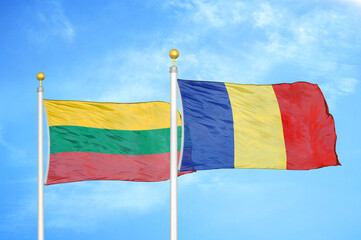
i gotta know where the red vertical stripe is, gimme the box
[273,82,340,170]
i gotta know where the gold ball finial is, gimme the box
[169,49,179,66]
[169,49,179,59]
[37,72,45,81]
[37,72,45,86]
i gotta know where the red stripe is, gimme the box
[46,152,192,185]
[272,82,340,170]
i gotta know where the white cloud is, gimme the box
[320,77,359,108]
[165,0,246,28]
[0,127,26,161]
[333,0,361,7]
[92,47,172,103]
[253,2,283,27]
[338,78,358,93]
[29,0,75,43]
[86,0,360,108]
[248,3,361,110]
[44,181,169,229]
[3,179,171,231]
[4,174,197,231]
[42,0,360,120]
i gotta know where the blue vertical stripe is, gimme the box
[178,79,235,171]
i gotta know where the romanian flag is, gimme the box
[44,100,185,185]
[178,79,339,172]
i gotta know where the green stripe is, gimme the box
[50,125,182,155]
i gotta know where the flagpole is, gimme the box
[37,72,45,240]
[169,49,179,240]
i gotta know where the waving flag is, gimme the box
[178,79,339,172]
[44,100,187,185]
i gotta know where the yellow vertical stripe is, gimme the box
[224,83,287,169]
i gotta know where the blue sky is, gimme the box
[1,0,361,239]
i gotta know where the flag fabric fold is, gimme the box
[44,100,187,185]
[177,79,339,172]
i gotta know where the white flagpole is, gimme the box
[37,72,45,240]
[169,49,179,240]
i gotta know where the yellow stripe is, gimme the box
[224,84,287,169]
[44,100,181,130]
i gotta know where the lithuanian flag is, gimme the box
[44,100,184,185]
[178,79,340,172]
